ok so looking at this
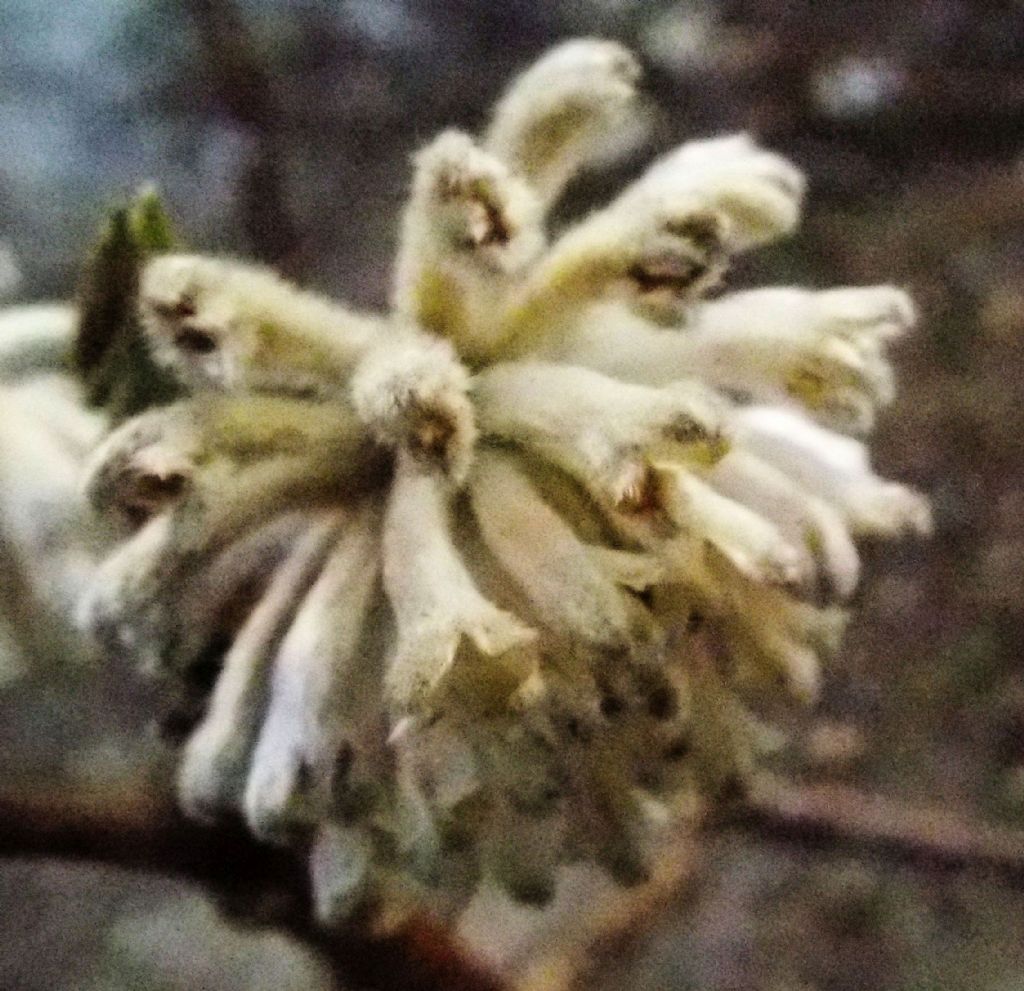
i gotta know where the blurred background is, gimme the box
[2,1,1024,989]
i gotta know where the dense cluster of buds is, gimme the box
[61,40,929,918]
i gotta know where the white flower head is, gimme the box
[73,39,930,917]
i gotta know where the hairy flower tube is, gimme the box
[71,39,930,918]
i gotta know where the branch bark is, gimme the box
[185,0,301,271]
[0,782,507,991]
[4,774,1024,991]
[512,775,1024,991]
[515,833,702,991]
[727,773,1024,888]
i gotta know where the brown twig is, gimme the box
[515,832,702,991]
[184,0,301,271]
[5,775,1024,991]
[728,773,1024,888]
[0,782,507,991]
[513,774,1024,991]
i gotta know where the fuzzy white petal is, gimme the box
[709,449,861,600]
[474,361,726,507]
[350,330,477,481]
[658,462,808,589]
[382,455,537,713]
[484,38,644,207]
[470,448,657,654]
[627,133,806,249]
[393,130,545,360]
[139,254,381,396]
[680,286,912,431]
[244,506,381,841]
[498,202,727,350]
[0,303,74,382]
[178,511,345,820]
[735,405,933,537]
[0,381,99,612]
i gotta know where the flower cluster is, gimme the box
[0,303,106,681]
[74,40,929,918]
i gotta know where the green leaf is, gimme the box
[131,184,178,253]
[73,188,184,422]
